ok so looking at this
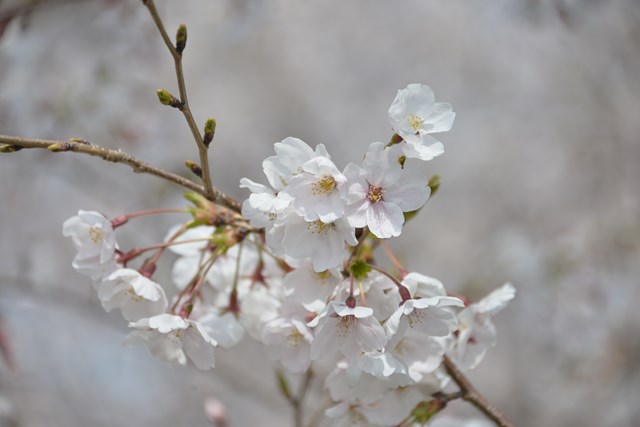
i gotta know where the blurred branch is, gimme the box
[142,0,217,202]
[0,135,240,212]
[443,355,515,427]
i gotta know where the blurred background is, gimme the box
[0,0,639,426]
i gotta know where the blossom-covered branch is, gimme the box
[0,134,239,212]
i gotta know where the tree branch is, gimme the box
[0,135,240,212]
[142,0,216,202]
[442,355,515,427]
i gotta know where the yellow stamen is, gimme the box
[407,113,424,132]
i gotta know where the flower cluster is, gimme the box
[62,84,515,426]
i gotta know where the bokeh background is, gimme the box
[0,0,639,426]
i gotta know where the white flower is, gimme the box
[401,272,447,299]
[385,296,464,339]
[97,268,168,321]
[385,330,447,382]
[282,215,357,272]
[309,302,387,361]
[450,283,515,371]
[199,310,245,349]
[283,260,341,312]
[286,156,347,223]
[62,210,117,280]
[262,137,329,191]
[262,317,313,373]
[126,314,217,370]
[388,83,455,161]
[344,142,429,238]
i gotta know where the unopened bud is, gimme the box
[185,160,203,178]
[203,118,216,146]
[156,89,183,109]
[345,295,357,308]
[411,399,446,424]
[0,144,21,153]
[175,24,187,54]
[68,138,90,145]
[204,398,228,427]
[47,143,72,152]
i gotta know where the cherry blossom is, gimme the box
[282,214,357,272]
[286,156,347,223]
[388,83,455,161]
[344,142,430,238]
[449,283,516,371]
[97,268,168,321]
[309,302,387,361]
[62,210,118,280]
[126,314,217,370]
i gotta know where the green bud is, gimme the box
[411,400,445,424]
[203,118,216,146]
[175,24,187,54]
[47,143,71,152]
[156,89,183,109]
[0,144,22,153]
[184,192,212,210]
[185,160,202,178]
[349,259,371,281]
[428,175,440,196]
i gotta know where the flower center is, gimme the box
[127,287,144,302]
[336,315,354,337]
[367,185,384,203]
[311,176,337,195]
[287,330,304,347]
[307,220,332,235]
[89,226,104,244]
[407,113,424,132]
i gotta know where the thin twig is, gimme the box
[442,355,515,427]
[0,135,240,212]
[142,0,216,202]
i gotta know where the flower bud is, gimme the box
[203,118,216,147]
[175,24,187,54]
[47,143,72,152]
[156,89,183,109]
[185,160,202,178]
[0,144,21,153]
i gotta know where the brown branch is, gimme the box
[142,0,216,202]
[0,135,239,212]
[443,355,515,427]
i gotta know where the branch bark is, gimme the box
[443,355,515,427]
[142,0,216,202]
[0,135,240,212]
